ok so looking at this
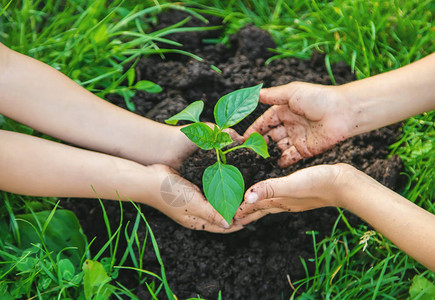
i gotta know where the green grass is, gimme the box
[176,0,435,298]
[1,0,434,298]
[0,194,181,299]
[0,0,212,298]
[0,0,214,110]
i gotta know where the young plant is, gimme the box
[165,84,269,224]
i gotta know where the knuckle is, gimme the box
[264,182,275,199]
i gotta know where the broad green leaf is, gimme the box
[214,84,263,129]
[203,162,244,224]
[242,132,270,158]
[83,259,112,300]
[180,122,215,150]
[165,101,204,125]
[17,209,87,269]
[409,275,435,300]
[134,80,162,93]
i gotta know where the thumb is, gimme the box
[245,177,289,203]
[259,84,293,105]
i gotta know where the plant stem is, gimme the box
[222,145,245,154]
[215,148,221,163]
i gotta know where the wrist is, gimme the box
[335,83,371,138]
[331,163,363,209]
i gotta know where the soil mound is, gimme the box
[64,12,403,299]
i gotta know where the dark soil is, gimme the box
[63,12,404,300]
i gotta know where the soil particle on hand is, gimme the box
[63,12,405,300]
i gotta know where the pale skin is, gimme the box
[236,53,435,271]
[0,43,242,233]
[245,53,435,167]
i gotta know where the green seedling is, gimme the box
[165,84,269,224]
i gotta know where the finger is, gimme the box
[234,207,283,226]
[278,146,304,167]
[185,215,244,233]
[236,198,284,218]
[277,137,292,152]
[263,125,287,143]
[243,106,281,138]
[223,128,245,143]
[244,176,295,205]
[259,84,293,105]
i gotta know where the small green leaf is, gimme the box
[214,84,263,129]
[165,101,204,125]
[83,259,112,300]
[119,89,135,111]
[218,149,227,164]
[38,276,52,290]
[180,122,215,150]
[242,132,270,158]
[203,162,244,224]
[409,275,435,300]
[213,130,233,150]
[58,258,75,281]
[126,68,135,87]
[134,80,162,93]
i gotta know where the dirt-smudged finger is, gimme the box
[244,106,281,138]
[234,207,283,226]
[259,85,291,105]
[192,217,244,233]
[263,125,287,143]
[235,198,281,218]
[278,146,304,167]
[277,137,292,151]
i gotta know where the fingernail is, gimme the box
[222,220,230,229]
[246,193,258,204]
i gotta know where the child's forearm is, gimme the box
[340,53,435,137]
[0,43,183,166]
[0,129,158,204]
[338,166,435,271]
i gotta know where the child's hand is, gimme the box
[146,164,243,233]
[164,125,244,170]
[244,82,352,167]
[234,164,342,225]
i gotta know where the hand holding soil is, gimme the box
[237,163,435,271]
[151,164,243,233]
[238,53,435,271]
[244,81,352,167]
[235,164,342,224]
[0,43,241,233]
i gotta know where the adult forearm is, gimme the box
[0,129,158,204]
[0,43,180,166]
[338,166,435,271]
[340,53,435,137]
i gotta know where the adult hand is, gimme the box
[148,164,243,233]
[244,82,352,167]
[234,164,342,225]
